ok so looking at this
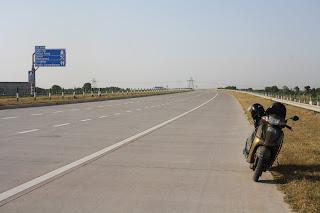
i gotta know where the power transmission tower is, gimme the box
[187,77,195,89]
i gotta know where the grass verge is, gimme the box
[230,91,320,213]
[0,90,188,110]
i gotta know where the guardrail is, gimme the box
[227,90,320,113]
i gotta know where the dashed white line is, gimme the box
[53,123,70,128]
[126,110,132,113]
[18,129,40,134]
[98,115,110,119]
[2,116,17,120]
[114,113,121,116]
[80,119,92,122]
[52,111,63,114]
[70,109,80,111]
[136,108,141,111]
[31,113,43,116]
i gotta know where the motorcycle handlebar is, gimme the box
[285,125,292,130]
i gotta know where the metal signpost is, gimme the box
[29,46,66,94]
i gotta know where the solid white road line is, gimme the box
[53,123,70,128]
[0,92,218,206]
[80,119,92,122]
[18,129,40,134]
[31,113,43,116]
[1,116,17,120]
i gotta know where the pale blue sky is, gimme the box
[0,0,319,89]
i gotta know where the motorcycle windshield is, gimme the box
[266,115,286,127]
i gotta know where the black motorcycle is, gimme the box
[243,102,299,182]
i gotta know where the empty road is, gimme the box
[0,90,290,212]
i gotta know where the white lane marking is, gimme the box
[52,111,63,114]
[1,116,17,120]
[98,115,110,119]
[136,108,141,111]
[31,113,43,116]
[113,113,121,116]
[18,129,40,134]
[53,123,70,128]
[126,110,132,113]
[80,119,92,122]
[0,92,218,206]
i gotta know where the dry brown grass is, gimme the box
[230,91,320,213]
[0,90,184,108]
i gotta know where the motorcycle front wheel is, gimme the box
[253,157,264,182]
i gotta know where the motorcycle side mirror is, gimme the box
[291,116,299,121]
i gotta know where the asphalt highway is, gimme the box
[0,90,290,212]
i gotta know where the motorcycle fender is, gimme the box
[256,146,272,159]
[246,137,264,163]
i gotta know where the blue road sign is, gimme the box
[35,46,66,67]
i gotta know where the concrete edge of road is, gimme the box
[220,89,320,113]
[0,92,218,207]
[0,91,190,111]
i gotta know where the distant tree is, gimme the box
[304,86,311,94]
[310,88,317,97]
[265,87,272,93]
[282,86,290,94]
[51,85,62,94]
[83,82,92,92]
[293,86,300,94]
[35,87,46,95]
[270,86,279,93]
[316,88,320,95]
[225,86,237,90]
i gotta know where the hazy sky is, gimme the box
[0,0,319,89]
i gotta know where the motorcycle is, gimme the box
[243,102,299,182]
